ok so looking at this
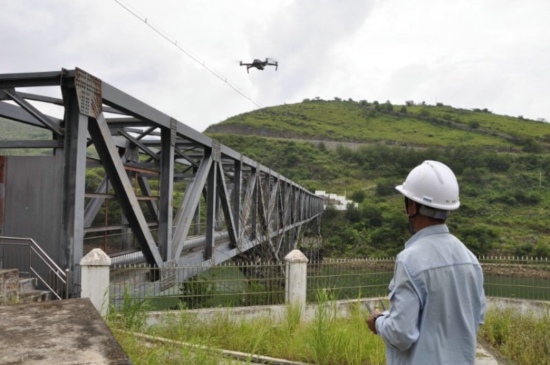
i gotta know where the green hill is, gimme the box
[205,99,550,258]
[0,117,52,156]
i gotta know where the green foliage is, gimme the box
[360,204,383,228]
[455,224,498,256]
[468,120,480,129]
[534,242,550,257]
[479,307,550,365]
[211,118,550,257]
[177,276,215,309]
[350,190,366,203]
[375,178,398,196]
[308,290,338,364]
[207,98,550,257]
[106,287,151,331]
[208,100,544,149]
[131,294,387,365]
[0,117,53,156]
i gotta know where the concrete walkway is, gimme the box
[0,298,131,365]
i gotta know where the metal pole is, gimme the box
[65,268,70,299]
[28,239,32,278]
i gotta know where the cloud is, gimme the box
[1,0,549,130]
[246,0,376,103]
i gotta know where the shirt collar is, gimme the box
[404,224,449,249]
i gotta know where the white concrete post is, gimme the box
[285,249,309,310]
[80,248,111,316]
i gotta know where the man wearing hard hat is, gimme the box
[367,160,486,365]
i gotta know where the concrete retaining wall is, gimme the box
[144,297,550,328]
[486,297,550,317]
[145,297,388,327]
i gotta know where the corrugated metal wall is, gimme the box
[3,154,64,266]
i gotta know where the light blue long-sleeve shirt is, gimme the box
[376,224,486,365]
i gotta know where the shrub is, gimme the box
[350,190,366,203]
[107,287,151,331]
[419,108,430,117]
[533,242,550,258]
[456,224,497,256]
[515,243,534,257]
[375,178,397,196]
[177,276,215,309]
[514,189,541,205]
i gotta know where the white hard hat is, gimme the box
[395,160,460,210]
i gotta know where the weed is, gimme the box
[479,307,550,365]
[106,286,151,331]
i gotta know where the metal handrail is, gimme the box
[0,236,69,299]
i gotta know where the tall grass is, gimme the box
[106,286,151,331]
[118,292,386,364]
[305,290,385,364]
[108,290,549,364]
[479,306,550,365]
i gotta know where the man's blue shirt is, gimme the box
[376,224,486,365]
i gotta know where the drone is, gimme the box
[240,58,278,73]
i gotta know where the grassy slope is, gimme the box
[206,100,550,257]
[0,117,52,156]
[209,100,549,149]
[0,117,51,140]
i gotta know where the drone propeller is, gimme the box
[265,57,278,71]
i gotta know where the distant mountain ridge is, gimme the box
[206,99,550,152]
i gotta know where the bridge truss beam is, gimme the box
[0,68,324,293]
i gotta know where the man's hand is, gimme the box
[367,309,382,334]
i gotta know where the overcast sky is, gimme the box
[2,0,549,133]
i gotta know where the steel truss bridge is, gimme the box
[0,68,324,295]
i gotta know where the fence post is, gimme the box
[80,248,111,316]
[285,249,308,311]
